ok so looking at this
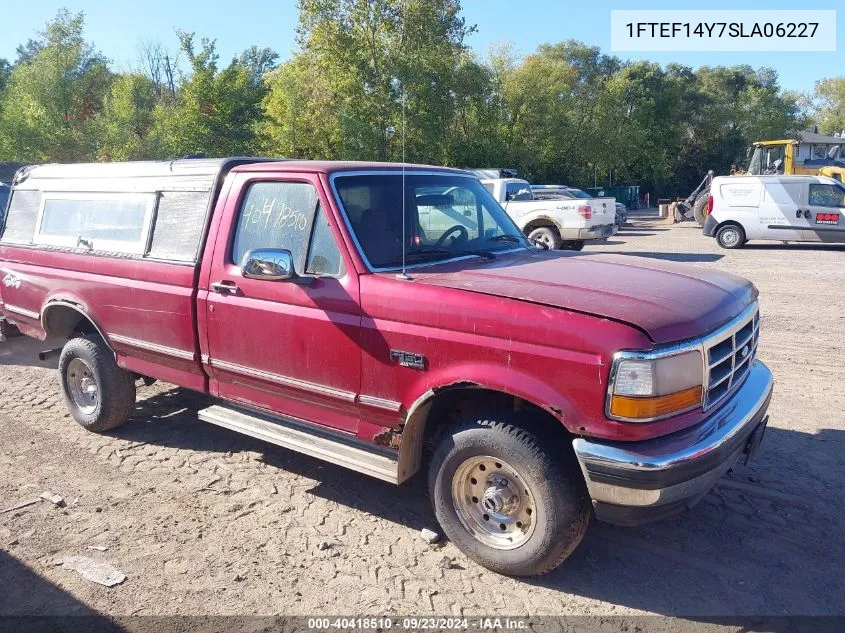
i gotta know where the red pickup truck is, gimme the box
[0,159,772,576]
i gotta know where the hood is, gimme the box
[413,251,756,345]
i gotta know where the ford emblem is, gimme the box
[740,345,750,359]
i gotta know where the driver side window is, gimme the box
[232,181,343,278]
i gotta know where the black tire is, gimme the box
[561,240,585,251]
[428,415,590,576]
[0,318,20,341]
[527,226,562,250]
[58,335,136,432]
[693,191,710,227]
[716,224,745,249]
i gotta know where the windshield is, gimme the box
[747,147,763,175]
[333,173,530,270]
[748,145,786,175]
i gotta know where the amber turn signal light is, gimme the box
[609,385,702,420]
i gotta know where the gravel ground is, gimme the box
[1,214,843,623]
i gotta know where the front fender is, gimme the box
[394,360,582,483]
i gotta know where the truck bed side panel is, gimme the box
[0,246,205,390]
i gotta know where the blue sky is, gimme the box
[2,0,842,93]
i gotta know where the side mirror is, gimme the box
[241,248,295,281]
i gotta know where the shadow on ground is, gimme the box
[0,551,122,630]
[743,243,845,252]
[595,250,724,263]
[102,386,845,619]
[0,333,60,368]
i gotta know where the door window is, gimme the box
[764,146,786,174]
[305,205,344,276]
[232,181,343,277]
[808,184,845,208]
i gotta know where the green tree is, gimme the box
[238,46,279,85]
[0,10,111,162]
[97,73,158,160]
[263,0,475,162]
[0,59,10,94]
[149,32,267,158]
[813,77,845,135]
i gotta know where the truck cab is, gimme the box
[1,159,772,577]
[747,136,845,181]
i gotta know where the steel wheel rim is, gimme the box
[451,456,537,550]
[67,358,98,415]
[721,228,740,246]
[535,233,554,248]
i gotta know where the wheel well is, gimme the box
[716,220,746,236]
[524,219,560,235]
[396,385,572,483]
[42,303,106,341]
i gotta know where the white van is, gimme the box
[703,175,845,248]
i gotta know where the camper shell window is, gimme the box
[34,192,157,255]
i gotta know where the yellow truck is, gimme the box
[691,131,845,225]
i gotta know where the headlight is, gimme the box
[608,350,704,422]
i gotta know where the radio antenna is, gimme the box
[397,0,411,280]
[398,92,411,279]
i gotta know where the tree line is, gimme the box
[1,3,843,197]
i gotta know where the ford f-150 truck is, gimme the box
[479,176,617,250]
[0,159,772,576]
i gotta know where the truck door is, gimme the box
[199,172,361,434]
[757,180,807,241]
[804,181,845,243]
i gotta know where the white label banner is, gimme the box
[610,10,836,52]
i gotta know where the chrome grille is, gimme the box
[704,306,760,409]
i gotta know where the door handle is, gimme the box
[210,280,239,294]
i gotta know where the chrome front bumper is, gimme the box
[573,361,773,526]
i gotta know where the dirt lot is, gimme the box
[1,215,843,622]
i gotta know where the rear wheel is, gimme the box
[693,191,710,226]
[716,224,745,249]
[527,226,561,250]
[561,240,585,251]
[58,335,136,432]
[429,415,590,576]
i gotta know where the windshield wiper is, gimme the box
[486,234,523,244]
[454,249,496,261]
[378,249,454,267]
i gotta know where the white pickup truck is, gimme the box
[479,176,617,250]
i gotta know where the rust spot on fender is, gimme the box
[373,425,403,449]
[547,405,563,416]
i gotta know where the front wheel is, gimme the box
[58,335,136,432]
[429,416,590,576]
[716,224,745,249]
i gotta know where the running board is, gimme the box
[198,404,399,483]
